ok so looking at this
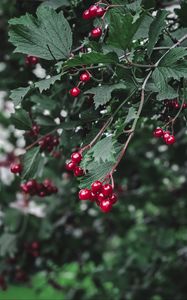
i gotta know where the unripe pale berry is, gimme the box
[91,27,102,38]
[70,87,81,97]
[79,189,91,200]
[71,152,82,164]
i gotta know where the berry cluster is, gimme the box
[38,134,59,153]
[28,124,40,137]
[82,5,104,39]
[25,55,39,66]
[79,181,118,213]
[70,71,91,97]
[66,152,84,177]
[25,241,40,257]
[20,179,58,197]
[165,99,187,110]
[153,128,176,145]
[10,162,22,174]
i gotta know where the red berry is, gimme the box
[82,9,91,20]
[31,241,40,250]
[74,166,84,177]
[165,135,176,145]
[97,192,106,202]
[153,128,163,138]
[70,87,81,97]
[80,72,91,82]
[109,193,118,205]
[79,189,91,200]
[52,137,59,146]
[39,191,46,197]
[163,131,170,141]
[43,179,52,188]
[183,103,187,109]
[91,27,102,38]
[89,5,98,17]
[20,183,29,193]
[10,163,22,174]
[25,55,38,65]
[91,180,102,193]
[26,179,37,192]
[71,152,82,164]
[102,184,113,197]
[100,199,112,213]
[66,161,76,171]
[90,191,98,202]
[96,7,105,17]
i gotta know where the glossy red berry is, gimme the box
[26,179,37,191]
[71,152,82,164]
[91,27,102,38]
[97,192,106,202]
[66,161,76,171]
[100,199,112,213]
[79,189,91,200]
[82,9,91,20]
[74,166,84,177]
[89,5,98,17]
[25,55,38,65]
[165,135,176,145]
[80,72,91,82]
[109,193,118,205]
[90,191,98,202]
[91,180,102,193]
[153,128,163,138]
[52,137,59,146]
[102,184,113,197]
[96,7,105,17]
[70,87,81,97]
[163,131,170,141]
[10,163,22,174]
[20,183,29,193]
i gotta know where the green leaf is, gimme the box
[88,136,116,164]
[125,107,137,124]
[21,147,41,180]
[34,74,61,93]
[41,0,69,9]
[64,52,119,68]
[159,47,187,66]
[147,10,168,57]
[79,145,122,189]
[0,233,17,257]
[134,15,152,40]
[107,11,145,50]
[85,83,126,108]
[11,109,32,130]
[9,6,72,60]
[10,86,31,106]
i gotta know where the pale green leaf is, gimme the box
[21,147,41,180]
[88,136,116,163]
[10,86,31,106]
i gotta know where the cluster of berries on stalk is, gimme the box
[38,134,59,153]
[20,179,58,197]
[69,71,91,97]
[28,124,40,137]
[25,55,39,66]
[153,128,176,145]
[66,152,85,177]
[79,181,118,213]
[82,4,105,38]
[164,99,187,110]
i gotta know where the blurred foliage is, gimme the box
[1,1,187,300]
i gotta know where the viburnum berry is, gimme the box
[163,131,170,142]
[20,183,29,193]
[91,180,102,193]
[153,128,163,138]
[80,72,90,82]
[96,7,105,17]
[31,241,40,250]
[99,199,112,213]
[71,152,82,164]
[102,184,113,197]
[74,166,84,177]
[165,135,176,145]
[97,192,106,202]
[25,55,39,66]
[91,27,102,38]
[10,162,22,174]
[82,9,91,20]
[70,87,81,97]
[79,189,91,200]
[66,161,76,171]
[109,193,118,205]
[89,5,98,18]
[90,191,98,202]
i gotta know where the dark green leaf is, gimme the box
[10,86,31,107]
[11,109,32,130]
[21,147,41,180]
